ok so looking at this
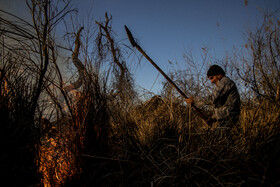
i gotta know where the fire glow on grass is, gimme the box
[38,124,81,186]
[37,89,87,186]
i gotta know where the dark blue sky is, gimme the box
[1,0,280,94]
[73,0,280,93]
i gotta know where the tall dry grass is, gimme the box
[1,1,280,186]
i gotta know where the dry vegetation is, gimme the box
[1,0,280,186]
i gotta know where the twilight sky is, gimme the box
[1,0,280,94]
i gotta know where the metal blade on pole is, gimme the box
[124,25,209,125]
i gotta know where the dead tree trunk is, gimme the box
[64,27,86,92]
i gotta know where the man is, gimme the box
[186,65,240,130]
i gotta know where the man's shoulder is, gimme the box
[220,76,235,86]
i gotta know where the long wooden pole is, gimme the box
[124,25,209,125]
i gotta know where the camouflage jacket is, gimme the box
[210,76,240,120]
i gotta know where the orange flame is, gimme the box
[38,126,81,186]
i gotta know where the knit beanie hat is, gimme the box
[207,65,225,77]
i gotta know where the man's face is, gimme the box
[208,75,223,85]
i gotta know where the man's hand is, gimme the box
[185,97,194,106]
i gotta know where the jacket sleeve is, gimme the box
[211,77,240,120]
[213,106,231,120]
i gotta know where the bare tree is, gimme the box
[235,14,280,105]
[95,13,136,106]
[0,0,80,186]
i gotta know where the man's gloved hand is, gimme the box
[185,97,194,106]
